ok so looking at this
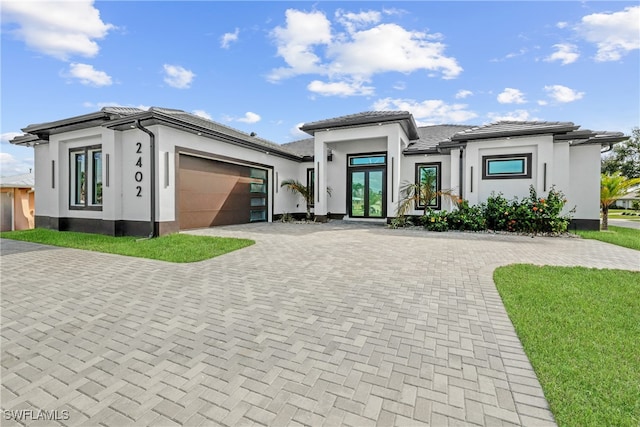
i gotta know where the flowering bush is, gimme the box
[392,186,573,234]
[484,186,573,233]
[421,210,450,232]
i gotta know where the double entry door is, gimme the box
[348,154,386,218]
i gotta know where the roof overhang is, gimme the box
[105,111,303,162]
[301,112,420,140]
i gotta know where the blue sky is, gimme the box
[1,1,639,176]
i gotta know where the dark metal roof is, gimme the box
[300,111,419,140]
[449,121,579,142]
[9,134,43,147]
[405,125,476,154]
[104,107,303,161]
[21,107,145,136]
[280,138,314,158]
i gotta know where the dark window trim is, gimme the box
[347,151,388,218]
[348,153,387,167]
[69,144,103,211]
[415,162,442,210]
[482,153,532,180]
[306,168,315,208]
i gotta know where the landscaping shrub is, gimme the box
[421,210,450,232]
[393,185,573,234]
[448,199,487,231]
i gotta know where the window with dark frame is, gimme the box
[249,168,267,222]
[306,168,315,208]
[70,146,102,209]
[415,162,441,210]
[482,153,532,179]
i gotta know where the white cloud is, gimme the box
[192,110,212,120]
[221,28,239,49]
[307,80,374,97]
[268,9,332,81]
[373,98,477,125]
[268,8,462,95]
[236,112,261,123]
[556,21,569,29]
[336,9,381,33]
[392,81,406,91]
[544,85,585,103]
[544,43,579,65]
[575,6,640,61]
[1,132,23,145]
[497,88,526,104]
[163,64,195,89]
[455,89,473,99]
[2,0,114,60]
[0,151,33,176]
[488,110,538,122]
[68,63,112,86]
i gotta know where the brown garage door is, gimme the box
[178,154,267,229]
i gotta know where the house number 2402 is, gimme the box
[135,142,143,197]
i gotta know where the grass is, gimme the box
[575,226,640,251]
[604,209,640,222]
[494,264,640,427]
[0,228,254,263]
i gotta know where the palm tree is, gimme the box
[600,173,640,230]
[280,179,331,220]
[396,171,457,218]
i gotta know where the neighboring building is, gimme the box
[10,107,627,235]
[0,172,35,231]
[613,186,640,209]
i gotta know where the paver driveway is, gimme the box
[1,222,638,426]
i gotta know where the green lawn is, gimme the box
[0,229,254,263]
[605,209,640,222]
[494,264,640,427]
[575,226,640,251]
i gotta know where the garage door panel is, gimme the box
[178,154,267,230]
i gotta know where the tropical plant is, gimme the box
[396,170,457,218]
[600,173,640,230]
[280,179,331,220]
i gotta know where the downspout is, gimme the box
[459,147,464,199]
[134,119,157,238]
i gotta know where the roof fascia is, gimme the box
[301,113,418,139]
[105,111,303,162]
[452,125,579,142]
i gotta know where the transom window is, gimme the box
[415,163,441,210]
[349,155,386,166]
[70,146,102,209]
[482,153,532,179]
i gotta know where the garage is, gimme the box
[178,154,268,229]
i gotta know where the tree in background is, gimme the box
[600,173,640,230]
[602,127,640,179]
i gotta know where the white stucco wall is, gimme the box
[569,144,601,221]
[465,135,554,205]
[146,125,302,222]
[313,123,407,218]
[399,153,454,215]
[34,143,54,217]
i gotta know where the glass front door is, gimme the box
[349,169,385,218]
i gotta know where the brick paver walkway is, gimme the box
[1,222,638,426]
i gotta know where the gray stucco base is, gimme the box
[34,216,179,237]
[569,218,600,231]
